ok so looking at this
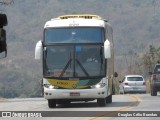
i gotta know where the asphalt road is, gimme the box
[0,93,160,120]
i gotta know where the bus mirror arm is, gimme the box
[104,39,111,59]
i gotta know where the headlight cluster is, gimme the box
[44,84,59,89]
[91,83,106,88]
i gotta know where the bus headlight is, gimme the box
[91,83,106,88]
[44,84,59,89]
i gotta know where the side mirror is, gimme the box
[0,28,7,58]
[104,39,111,59]
[35,41,42,60]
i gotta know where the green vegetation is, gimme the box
[0,0,160,97]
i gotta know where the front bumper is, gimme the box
[124,86,146,93]
[44,87,108,100]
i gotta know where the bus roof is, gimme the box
[45,14,106,28]
[58,14,102,20]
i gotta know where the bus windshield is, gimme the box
[44,45,106,79]
[44,27,104,43]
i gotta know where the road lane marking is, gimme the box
[130,95,143,102]
[87,95,142,120]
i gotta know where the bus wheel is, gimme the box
[106,95,112,103]
[57,100,71,106]
[48,99,56,108]
[97,98,106,106]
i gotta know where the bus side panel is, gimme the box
[105,23,115,95]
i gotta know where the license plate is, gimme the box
[70,92,80,96]
[133,87,137,89]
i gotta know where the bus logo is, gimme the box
[72,84,77,89]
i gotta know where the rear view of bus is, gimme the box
[35,14,117,108]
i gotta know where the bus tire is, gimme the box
[57,100,71,106]
[97,98,106,106]
[106,95,112,103]
[48,99,56,108]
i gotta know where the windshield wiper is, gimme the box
[59,58,90,78]
[76,59,90,77]
[59,59,72,77]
